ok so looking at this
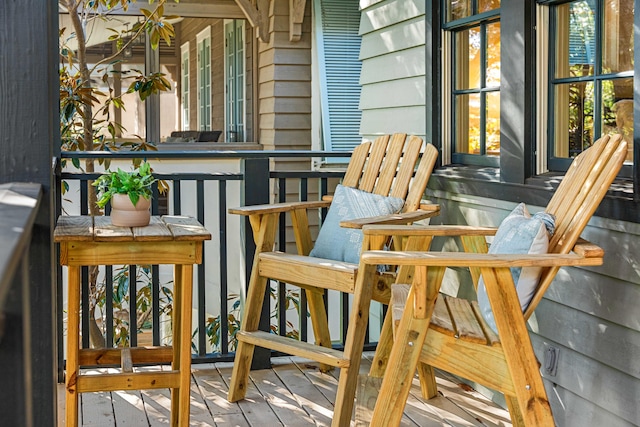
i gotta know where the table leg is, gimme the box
[66,266,81,427]
[170,265,182,426]
[177,264,193,426]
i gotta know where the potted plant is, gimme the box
[93,162,156,227]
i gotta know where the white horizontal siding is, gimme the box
[359,0,425,35]
[358,0,425,139]
[359,106,425,136]
[359,0,387,10]
[541,374,637,427]
[359,46,425,84]
[359,16,425,60]
[359,76,425,110]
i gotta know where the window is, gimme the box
[444,1,501,166]
[314,0,362,153]
[548,0,634,171]
[225,20,245,142]
[196,27,212,131]
[180,42,190,131]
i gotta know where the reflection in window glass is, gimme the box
[603,0,634,75]
[455,28,481,90]
[554,81,593,157]
[446,0,500,22]
[479,0,500,14]
[447,0,472,21]
[486,91,500,155]
[451,17,501,159]
[551,0,633,163]
[455,93,479,154]
[486,21,501,87]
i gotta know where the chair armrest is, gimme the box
[229,200,331,216]
[339,207,441,229]
[361,224,498,237]
[360,250,604,268]
[573,237,605,258]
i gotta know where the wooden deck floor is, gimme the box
[57,352,512,426]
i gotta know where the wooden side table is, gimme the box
[54,215,211,427]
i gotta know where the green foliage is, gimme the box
[59,0,177,160]
[201,285,305,354]
[93,162,156,208]
[95,265,173,347]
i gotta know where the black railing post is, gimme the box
[242,158,271,369]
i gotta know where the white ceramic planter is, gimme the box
[110,193,151,227]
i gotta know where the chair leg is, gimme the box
[481,267,554,427]
[332,264,379,427]
[227,276,270,402]
[369,304,393,377]
[228,213,278,402]
[369,301,430,427]
[416,363,438,399]
[505,395,526,427]
[370,265,444,427]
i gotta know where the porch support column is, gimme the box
[257,0,312,153]
[146,34,161,144]
[0,1,58,426]
[500,0,536,183]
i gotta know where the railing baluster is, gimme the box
[129,265,137,347]
[80,181,90,349]
[152,265,160,346]
[219,181,229,355]
[278,177,286,338]
[197,180,206,356]
[299,178,308,343]
[105,266,113,347]
[173,180,182,215]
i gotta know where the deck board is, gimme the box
[57,353,512,426]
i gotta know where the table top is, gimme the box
[54,215,211,243]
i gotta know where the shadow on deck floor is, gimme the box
[57,352,512,426]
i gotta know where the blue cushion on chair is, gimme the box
[309,184,405,264]
[477,203,555,333]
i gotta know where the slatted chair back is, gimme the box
[525,133,627,318]
[342,134,437,212]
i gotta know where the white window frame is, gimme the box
[180,42,190,131]
[196,26,212,131]
[224,19,246,142]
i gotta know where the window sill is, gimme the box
[429,165,638,223]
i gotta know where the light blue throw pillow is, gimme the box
[309,184,405,264]
[477,203,555,333]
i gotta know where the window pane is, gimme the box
[602,77,634,161]
[455,93,481,154]
[447,0,472,21]
[555,0,596,79]
[455,28,481,90]
[479,0,500,13]
[486,91,500,155]
[554,81,594,158]
[485,22,501,87]
[602,0,634,74]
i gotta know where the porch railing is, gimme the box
[0,183,43,424]
[55,149,382,379]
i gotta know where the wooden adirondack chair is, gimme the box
[227,133,439,426]
[356,134,627,426]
